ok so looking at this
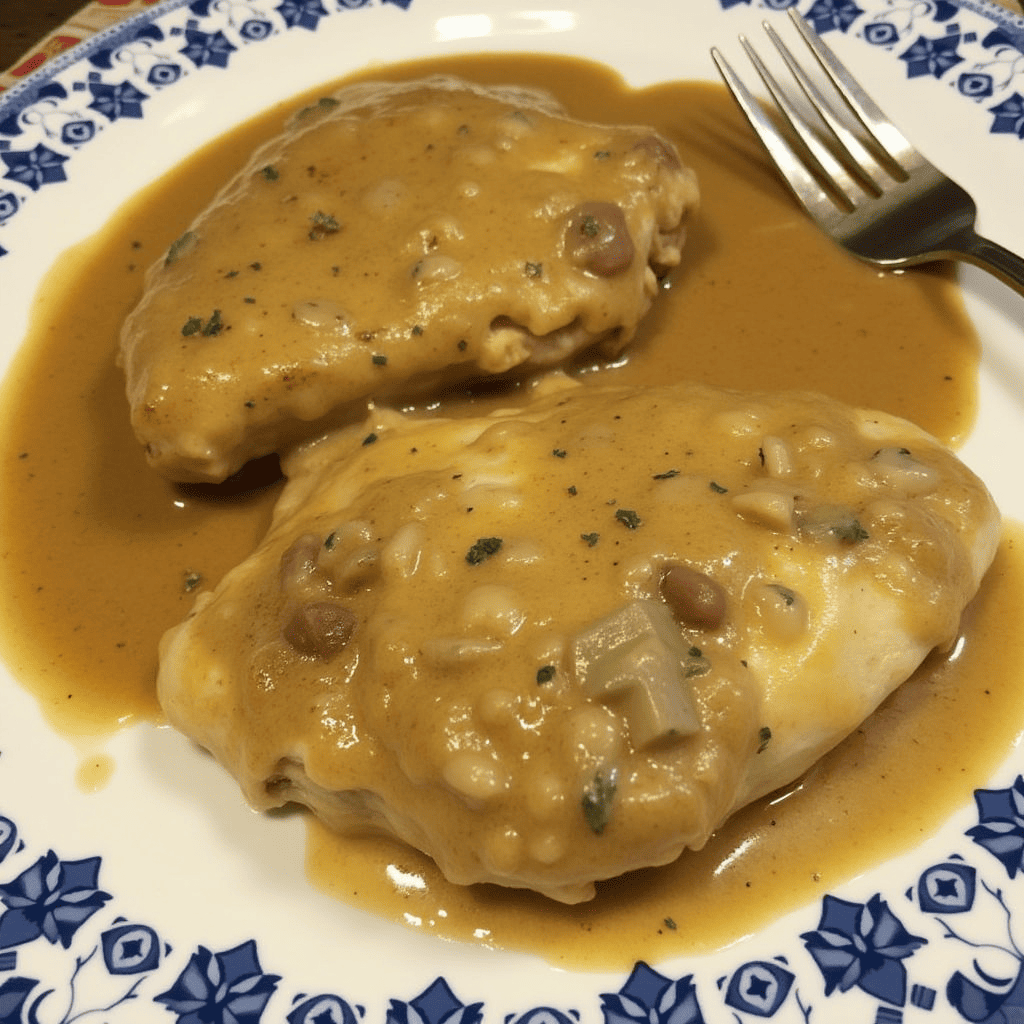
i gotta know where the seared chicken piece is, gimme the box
[158,378,999,902]
[119,77,698,482]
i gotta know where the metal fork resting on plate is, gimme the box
[711,9,1024,295]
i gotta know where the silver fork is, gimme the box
[711,9,1024,295]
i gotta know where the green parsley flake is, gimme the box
[582,769,618,835]
[536,665,556,684]
[309,210,341,240]
[580,532,600,547]
[362,433,378,446]
[465,537,503,565]
[165,231,196,266]
[832,519,870,543]
[653,469,679,480]
[525,261,543,278]
[615,508,642,530]
[709,481,728,494]
[552,448,567,459]
[260,165,280,181]
[757,726,772,753]
[371,353,388,366]
[581,215,600,237]
[183,571,203,593]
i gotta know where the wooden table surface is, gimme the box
[2,0,1023,92]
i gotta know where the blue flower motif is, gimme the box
[948,962,1024,1023]
[277,0,330,31]
[286,993,362,1024]
[0,977,37,1024]
[87,80,148,120]
[0,819,16,863]
[0,851,111,950]
[805,0,864,34]
[1,144,69,191]
[716,0,752,9]
[801,894,926,1006]
[147,63,184,87]
[380,0,413,8]
[154,940,280,1024]
[509,1011,578,1024]
[101,921,162,975]
[863,22,900,47]
[899,32,964,79]
[967,775,1024,875]
[60,119,96,146]
[988,94,1024,139]
[386,978,482,1024]
[723,960,795,1017]
[917,862,976,914]
[180,27,237,70]
[600,963,704,1024]
[762,0,799,9]
[239,20,275,42]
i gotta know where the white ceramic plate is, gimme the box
[3,1,1024,1021]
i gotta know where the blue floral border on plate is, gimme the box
[1,0,1024,1020]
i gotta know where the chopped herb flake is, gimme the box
[709,481,728,494]
[260,165,280,181]
[536,665,556,684]
[580,532,600,547]
[181,316,203,337]
[615,508,642,529]
[309,210,341,240]
[567,485,577,496]
[371,353,388,366]
[182,311,223,337]
[466,537,503,565]
[525,261,543,278]
[831,519,870,544]
[411,324,424,336]
[324,532,338,551]
[362,432,378,446]
[581,214,600,237]
[457,339,468,352]
[757,726,772,753]
[165,231,196,266]
[594,150,611,160]
[552,448,567,459]
[653,468,679,480]
[183,571,203,592]
[582,769,618,835]
[664,917,678,930]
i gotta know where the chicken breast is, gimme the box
[119,77,698,482]
[157,378,999,902]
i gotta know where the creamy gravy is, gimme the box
[1,55,1021,967]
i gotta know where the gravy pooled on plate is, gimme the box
[119,76,698,482]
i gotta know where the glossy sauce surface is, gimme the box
[1,55,1020,967]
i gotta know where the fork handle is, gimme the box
[954,229,1024,297]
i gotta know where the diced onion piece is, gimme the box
[571,599,700,749]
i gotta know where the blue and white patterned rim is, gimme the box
[2,1,1024,1021]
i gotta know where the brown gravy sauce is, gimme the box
[2,55,1022,968]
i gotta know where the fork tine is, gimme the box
[762,20,891,192]
[737,33,865,206]
[786,8,918,170]
[710,46,838,220]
